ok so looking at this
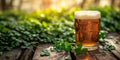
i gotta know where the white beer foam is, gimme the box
[74,11,101,19]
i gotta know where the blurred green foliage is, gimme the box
[0,8,80,54]
[90,6,120,31]
[0,6,120,55]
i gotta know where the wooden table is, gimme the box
[0,32,120,60]
[33,32,120,60]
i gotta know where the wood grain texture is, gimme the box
[0,32,120,60]
[19,48,34,60]
[32,44,71,60]
[0,48,22,60]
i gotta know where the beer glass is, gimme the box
[74,11,101,51]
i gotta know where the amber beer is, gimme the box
[74,11,101,51]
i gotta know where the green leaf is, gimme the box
[99,32,105,40]
[42,22,47,27]
[0,52,3,56]
[81,48,88,54]
[64,42,72,52]
[40,49,50,56]
[77,43,82,49]
[75,48,81,55]
[103,45,115,50]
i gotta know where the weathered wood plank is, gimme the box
[76,53,97,60]
[32,44,52,60]
[75,44,117,60]
[94,45,117,60]
[111,50,120,59]
[32,44,71,60]
[106,32,120,59]
[75,49,99,60]
[75,45,117,60]
[0,48,22,60]
[31,32,120,60]
[100,40,120,60]
[19,48,34,60]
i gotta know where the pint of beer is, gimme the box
[74,11,101,51]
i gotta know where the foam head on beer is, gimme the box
[74,11,101,19]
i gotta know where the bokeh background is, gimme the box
[0,0,120,56]
[0,0,120,11]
